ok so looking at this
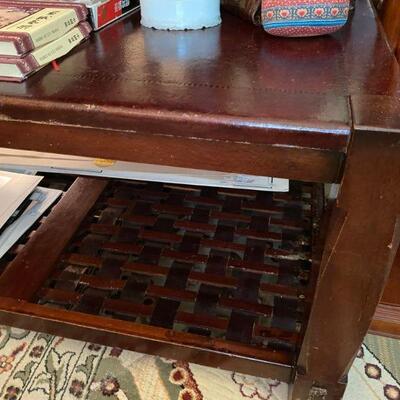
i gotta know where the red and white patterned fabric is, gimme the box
[262,0,350,37]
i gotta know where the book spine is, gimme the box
[93,0,140,30]
[0,1,88,22]
[0,32,32,57]
[0,8,81,55]
[0,21,91,82]
[29,21,91,68]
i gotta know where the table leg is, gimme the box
[291,128,400,399]
[291,374,347,400]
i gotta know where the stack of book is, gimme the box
[0,1,92,82]
[0,170,62,259]
[7,0,140,31]
[41,0,141,30]
[84,0,140,31]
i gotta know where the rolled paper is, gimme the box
[140,0,222,30]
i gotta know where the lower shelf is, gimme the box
[0,176,323,381]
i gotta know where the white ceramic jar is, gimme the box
[140,0,221,30]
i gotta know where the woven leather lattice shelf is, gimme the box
[0,177,323,380]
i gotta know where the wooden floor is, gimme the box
[371,250,400,338]
[382,250,400,307]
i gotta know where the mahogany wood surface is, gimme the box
[371,304,400,339]
[0,121,344,183]
[291,96,400,398]
[381,249,400,306]
[0,0,399,399]
[0,298,293,381]
[0,178,108,300]
[371,245,400,338]
[0,0,398,183]
[0,179,322,382]
[376,0,400,56]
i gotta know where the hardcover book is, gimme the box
[6,0,140,31]
[0,21,92,82]
[0,170,43,230]
[0,1,88,20]
[88,0,140,30]
[0,4,87,56]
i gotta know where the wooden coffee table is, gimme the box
[0,1,399,398]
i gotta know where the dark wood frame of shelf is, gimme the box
[0,99,399,399]
[0,178,326,383]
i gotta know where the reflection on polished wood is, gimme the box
[0,0,398,181]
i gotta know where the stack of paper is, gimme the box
[0,170,62,259]
[0,148,290,192]
[0,171,43,228]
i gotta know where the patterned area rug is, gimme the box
[365,334,400,384]
[0,325,399,400]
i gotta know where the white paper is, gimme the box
[0,187,62,259]
[0,175,10,190]
[0,170,43,229]
[0,148,289,192]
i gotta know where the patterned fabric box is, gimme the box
[262,0,350,37]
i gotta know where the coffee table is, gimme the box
[0,1,399,398]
